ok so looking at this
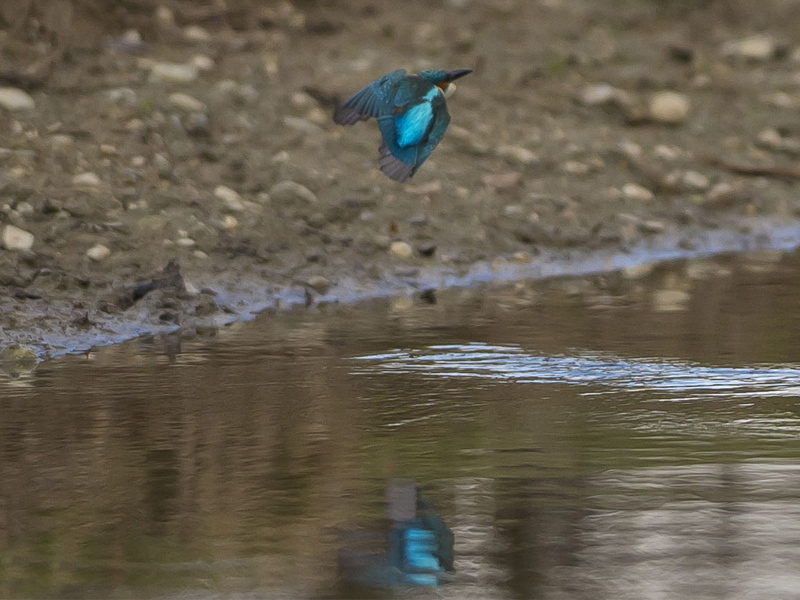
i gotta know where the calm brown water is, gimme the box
[3,249,800,599]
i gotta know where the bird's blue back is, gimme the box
[333,69,451,182]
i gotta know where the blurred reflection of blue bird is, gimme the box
[334,68,472,182]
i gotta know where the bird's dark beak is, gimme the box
[446,69,472,82]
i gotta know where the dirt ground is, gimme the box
[2,0,800,362]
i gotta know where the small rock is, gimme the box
[153,153,172,177]
[722,34,778,62]
[416,242,437,257]
[184,24,211,42]
[481,172,522,189]
[390,241,414,259]
[176,237,196,247]
[214,185,245,212]
[107,87,138,106]
[87,244,111,262]
[149,62,199,84]
[0,87,36,111]
[496,145,539,165]
[190,54,215,71]
[221,215,239,230]
[640,220,667,233]
[168,92,206,112]
[405,181,442,195]
[756,128,782,150]
[682,170,710,191]
[49,134,74,148]
[2,224,34,251]
[580,83,616,106]
[623,182,655,200]
[306,275,331,295]
[73,172,101,187]
[648,91,690,124]
[185,112,210,136]
[704,182,747,208]
[562,161,590,175]
[283,116,324,135]
[269,181,318,205]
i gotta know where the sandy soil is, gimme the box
[2,0,800,362]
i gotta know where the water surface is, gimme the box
[3,250,800,599]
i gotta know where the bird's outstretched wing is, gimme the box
[333,69,407,125]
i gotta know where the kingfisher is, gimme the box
[333,68,472,182]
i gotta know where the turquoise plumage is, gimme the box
[334,68,472,182]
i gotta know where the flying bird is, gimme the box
[333,68,472,182]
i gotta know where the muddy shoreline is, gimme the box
[3,0,800,363]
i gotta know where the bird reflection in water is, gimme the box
[337,479,454,593]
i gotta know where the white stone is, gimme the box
[269,181,318,204]
[149,62,199,84]
[648,91,690,124]
[581,83,616,106]
[496,145,539,165]
[168,92,206,112]
[0,87,35,111]
[683,170,710,190]
[221,215,239,230]
[390,241,414,259]
[622,182,655,201]
[722,35,777,62]
[107,87,137,106]
[184,25,211,42]
[2,225,34,251]
[189,54,215,71]
[73,172,101,186]
[214,185,245,211]
[86,244,111,262]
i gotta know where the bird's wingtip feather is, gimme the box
[378,145,414,182]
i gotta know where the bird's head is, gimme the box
[418,68,472,94]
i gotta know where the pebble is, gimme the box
[704,182,745,208]
[306,275,331,295]
[153,153,172,177]
[682,170,710,191]
[185,112,210,136]
[481,172,522,189]
[648,91,690,124]
[2,224,34,251]
[184,25,211,42]
[756,128,782,150]
[0,87,36,111]
[168,92,206,112]
[390,241,414,259]
[107,87,138,106]
[562,160,590,175]
[722,34,778,62]
[580,83,616,106]
[416,242,437,257]
[496,145,539,165]
[405,181,442,195]
[283,116,324,135]
[50,134,73,148]
[622,182,655,200]
[269,181,318,204]
[86,244,111,262]
[190,54,215,72]
[214,185,245,212]
[176,237,196,247]
[73,172,102,187]
[221,215,239,230]
[149,62,199,84]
